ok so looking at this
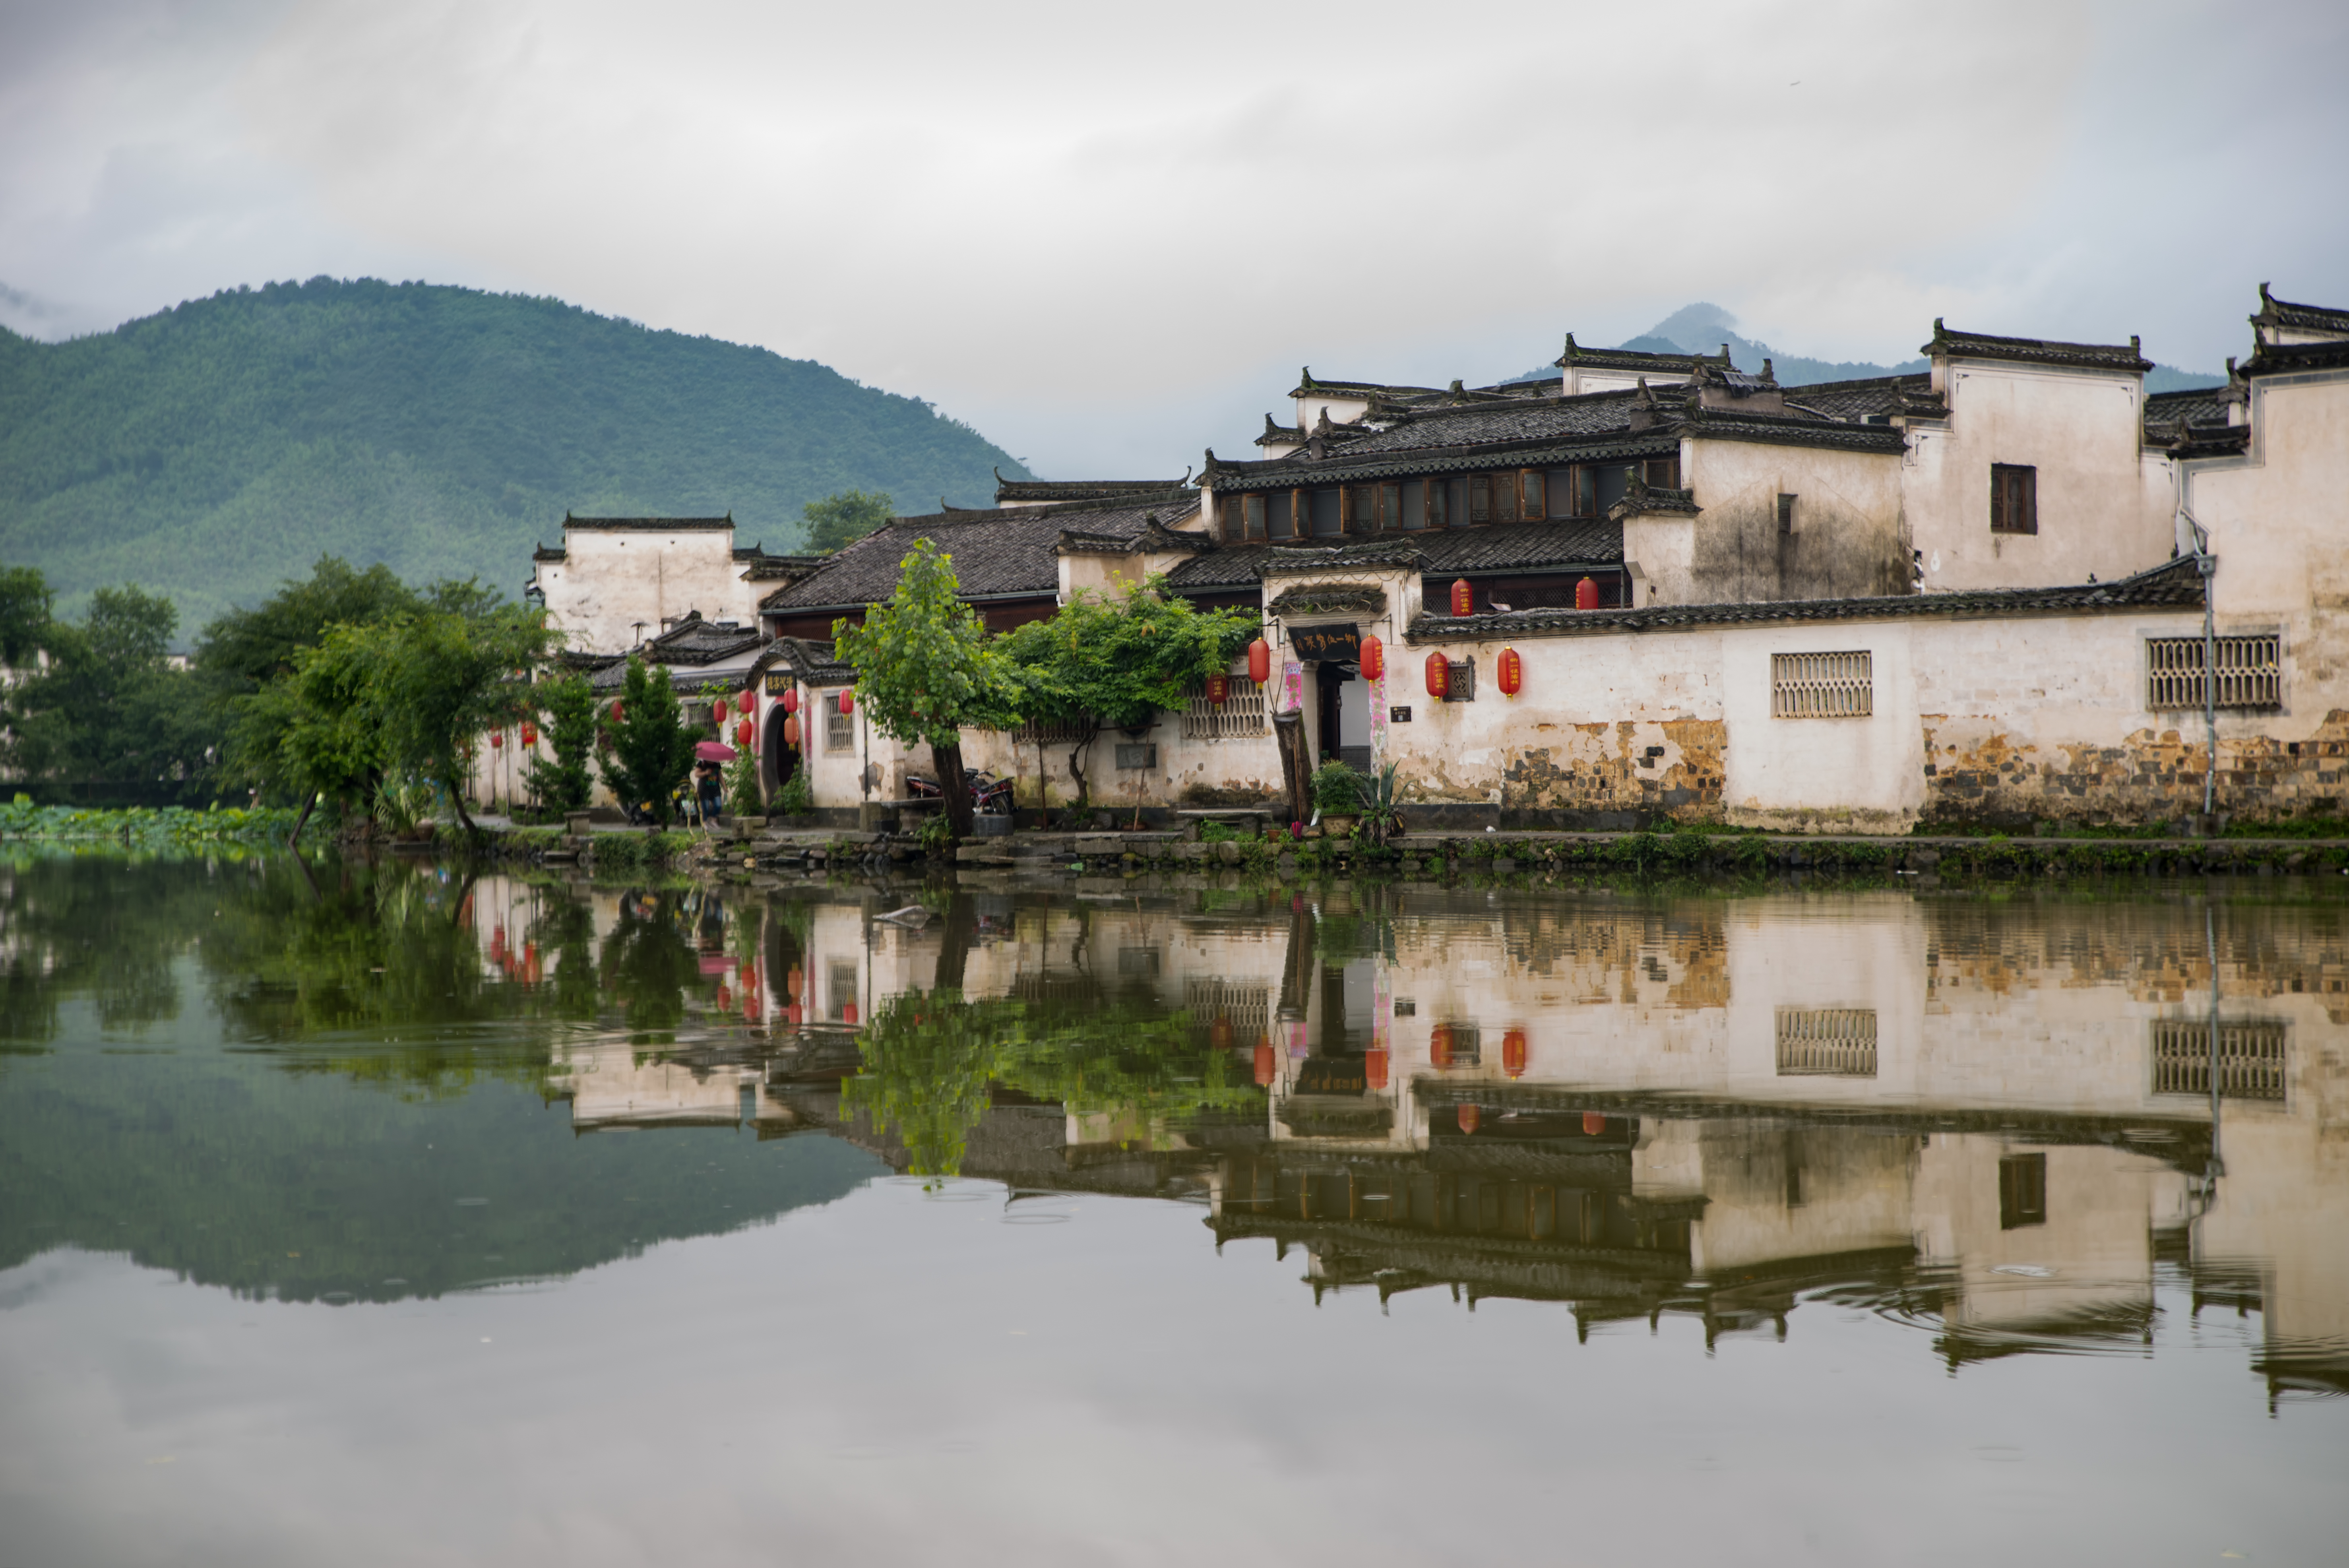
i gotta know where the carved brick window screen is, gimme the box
[1013,716,1095,746]
[1184,978,1270,1042]
[1182,676,1267,740]
[2152,1018,2287,1100]
[1771,651,1873,718]
[1775,1008,1878,1076]
[2146,635,2281,710]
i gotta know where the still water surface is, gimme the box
[2,854,2345,1566]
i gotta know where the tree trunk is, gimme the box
[1066,725,1099,816]
[933,892,977,994]
[932,737,974,838]
[1272,710,1312,826]
[446,769,479,838]
[289,791,316,844]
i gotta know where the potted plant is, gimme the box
[1355,760,1404,847]
[1312,760,1364,836]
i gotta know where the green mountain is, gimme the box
[0,277,1031,630]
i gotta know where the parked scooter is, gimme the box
[906,768,1013,815]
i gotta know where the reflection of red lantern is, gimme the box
[784,1003,802,1027]
[787,965,802,999]
[1360,634,1384,683]
[1450,578,1474,617]
[1253,1039,1275,1086]
[1457,1104,1480,1134]
[1430,1023,1455,1069]
[716,985,732,1010]
[1210,1018,1233,1052]
[490,730,503,749]
[521,723,538,747]
[843,1000,859,1026]
[1503,1029,1528,1078]
[611,700,624,722]
[738,689,755,715]
[1206,673,1229,705]
[1425,652,1450,700]
[1583,1111,1607,1136]
[1576,576,1599,612]
[1497,647,1523,698]
[783,715,800,746]
[1366,1048,1389,1091]
[838,689,853,715]
[1246,636,1271,686]
[781,688,799,715]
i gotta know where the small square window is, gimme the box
[1991,464,2037,535]
[1777,493,1797,536]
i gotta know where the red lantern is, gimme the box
[781,688,799,716]
[611,700,624,723]
[1253,1039,1275,1087]
[1503,1028,1528,1078]
[1583,1111,1607,1137]
[520,723,538,747]
[1360,634,1383,683]
[1210,1018,1234,1052]
[1366,1047,1389,1091]
[1206,673,1229,706]
[492,730,506,749]
[1497,647,1523,698]
[1424,651,1450,700]
[1246,636,1271,686]
[838,689,853,716]
[1457,1104,1481,1135]
[1430,1023,1455,1069]
[1575,576,1599,611]
[843,1000,859,1026]
[716,985,732,1010]
[736,719,754,748]
[787,965,802,999]
[1450,578,1474,617]
[738,689,755,715]
[783,714,800,746]
[711,700,728,727]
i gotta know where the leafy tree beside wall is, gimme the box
[802,490,894,555]
[0,577,216,800]
[599,655,699,827]
[527,673,600,816]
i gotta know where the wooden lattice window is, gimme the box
[1184,978,1270,1043]
[1771,651,1873,718]
[1775,1009,1878,1076]
[1991,463,2037,534]
[1425,479,1450,529]
[824,702,855,751]
[2152,1019,2287,1100]
[1182,676,1267,740]
[1014,715,1095,746]
[1243,494,1268,541]
[1518,469,1545,519]
[2146,635,2281,710]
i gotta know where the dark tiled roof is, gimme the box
[2251,283,2349,340]
[1270,585,1387,618]
[1924,319,2152,372]
[1680,407,1908,454]
[1553,332,1729,373]
[764,637,855,686]
[1403,556,2202,643]
[1256,414,1302,447]
[742,554,826,581]
[2169,425,2252,459]
[1289,368,1446,399]
[1607,480,1700,522]
[760,496,1201,612]
[994,471,1190,504]
[1779,374,1930,422]
[564,514,734,531]
[642,616,763,665]
[532,544,565,563]
[1164,519,1624,591]
[2240,337,2349,378]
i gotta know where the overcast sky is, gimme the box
[3,0,2344,476]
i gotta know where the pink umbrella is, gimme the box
[696,741,737,761]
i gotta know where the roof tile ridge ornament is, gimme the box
[1299,366,1316,391]
[1627,376,1659,432]
[1555,331,1580,369]
[1760,358,1777,386]
[1448,378,1467,402]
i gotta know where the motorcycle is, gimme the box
[907,767,1013,815]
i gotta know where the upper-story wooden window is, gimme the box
[1339,485,1360,534]
[1992,464,2037,535]
[1644,456,1681,490]
[1269,490,1299,540]
[1518,470,1546,519]
[1241,494,1267,540]
[1566,466,1596,516]
[1424,479,1450,529]
[1469,475,1492,524]
[1217,493,1243,543]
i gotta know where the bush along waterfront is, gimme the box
[0,797,300,845]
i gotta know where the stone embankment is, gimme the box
[479,819,2349,887]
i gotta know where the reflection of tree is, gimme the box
[842,985,1265,1179]
[599,893,705,1044]
[0,849,235,1049]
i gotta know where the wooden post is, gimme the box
[1273,709,1311,826]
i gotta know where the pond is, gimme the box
[2,853,2345,1566]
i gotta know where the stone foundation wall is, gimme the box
[1923,709,2349,827]
[1498,718,1727,826]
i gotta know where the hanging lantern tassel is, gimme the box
[1206,672,1229,706]
[1498,646,1523,698]
[1360,633,1384,683]
[1246,636,1271,687]
[1450,578,1475,617]
[1424,651,1450,700]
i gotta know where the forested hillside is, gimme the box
[0,278,1028,628]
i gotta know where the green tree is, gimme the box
[0,564,52,665]
[196,557,423,701]
[599,655,699,827]
[998,578,1257,814]
[3,583,217,797]
[358,601,561,837]
[526,672,599,815]
[801,489,893,554]
[832,539,1021,837]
